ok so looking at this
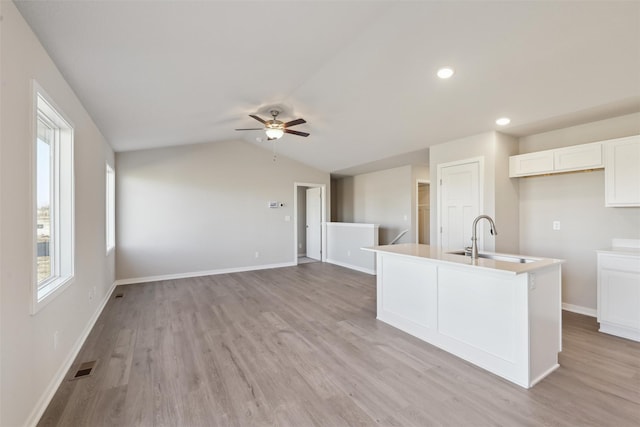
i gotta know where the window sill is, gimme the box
[31,275,74,315]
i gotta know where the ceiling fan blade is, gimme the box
[284,129,310,137]
[249,114,266,124]
[235,128,264,131]
[283,118,306,128]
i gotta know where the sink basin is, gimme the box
[448,250,537,264]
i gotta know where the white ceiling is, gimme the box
[15,1,640,174]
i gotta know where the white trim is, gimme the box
[529,363,560,388]
[325,222,379,228]
[599,322,640,342]
[415,179,430,243]
[31,80,76,314]
[25,280,117,427]
[562,303,597,317]
[293,182,327,265]
[325,258,376,275]
[114,262,297,286]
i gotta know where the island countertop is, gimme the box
[363,243,564,275]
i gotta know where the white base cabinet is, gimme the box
[597,248,640,342]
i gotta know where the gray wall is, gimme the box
[116,140,330,280]
[333,165,415,244]
[0,2,116,425]
[518,113,640,312]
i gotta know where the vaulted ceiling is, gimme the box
[15,1,640,174]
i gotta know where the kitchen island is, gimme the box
[363,243,564,388]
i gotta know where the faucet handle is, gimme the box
[464,246,472,256]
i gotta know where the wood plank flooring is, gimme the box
[38,263,640,426]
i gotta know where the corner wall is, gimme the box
[518,113,640,313]
[0,2,116,425]
[333,165,415,244]
[115,140,330,281]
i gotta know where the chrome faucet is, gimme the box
[468,215,498,259]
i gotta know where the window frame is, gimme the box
[106,163,115,254]
[31,81,75,314]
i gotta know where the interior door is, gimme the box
[306,187,322,260]
[439,161,480,251]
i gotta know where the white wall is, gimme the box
[325,222,379,274]
[429,131,519,252]
[333,165,414,244]
[115,140,330,281]
[518,113,640,312]
[0,2,116,425]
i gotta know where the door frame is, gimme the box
[436,156,484,249]
[293,182,327,264]
[415,179,430,244]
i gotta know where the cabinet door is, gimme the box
[598,253,640,333]
[509,151,554,177]
[605,135,640,207]
[554,142,603,172]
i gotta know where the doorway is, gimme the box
[416,180,430,244]
[436,157,482,251]
[294,183,326,265]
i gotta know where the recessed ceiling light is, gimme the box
[496,117,511,126]
[437,67,455,79]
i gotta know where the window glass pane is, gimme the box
[36,119,54,285]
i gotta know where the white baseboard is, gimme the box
[26,280,117,427]
[114,262,297,286]
[325,258,376,275]
[562,303,597,317]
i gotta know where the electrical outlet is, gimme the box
[298,243,302,249]
[553,221,561,231]
[255,251,259,258]
[347,250,351,257]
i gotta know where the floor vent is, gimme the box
[115,292,124,299]
[71,360,97,380]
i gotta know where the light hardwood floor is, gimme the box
[39,263,640,426]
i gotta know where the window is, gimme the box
[33,82,74,312]
[106,163,115,253]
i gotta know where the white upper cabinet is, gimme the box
[509,150,554,177]
[554,142,603,172]
[509,142,603,177]
[604,135,640,207]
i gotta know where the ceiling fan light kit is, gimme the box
[236,109,310,141]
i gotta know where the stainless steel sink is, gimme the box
[448,250,537,264]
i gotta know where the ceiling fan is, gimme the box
[235,110,310,140]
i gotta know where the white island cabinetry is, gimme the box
[364,244,564,389]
